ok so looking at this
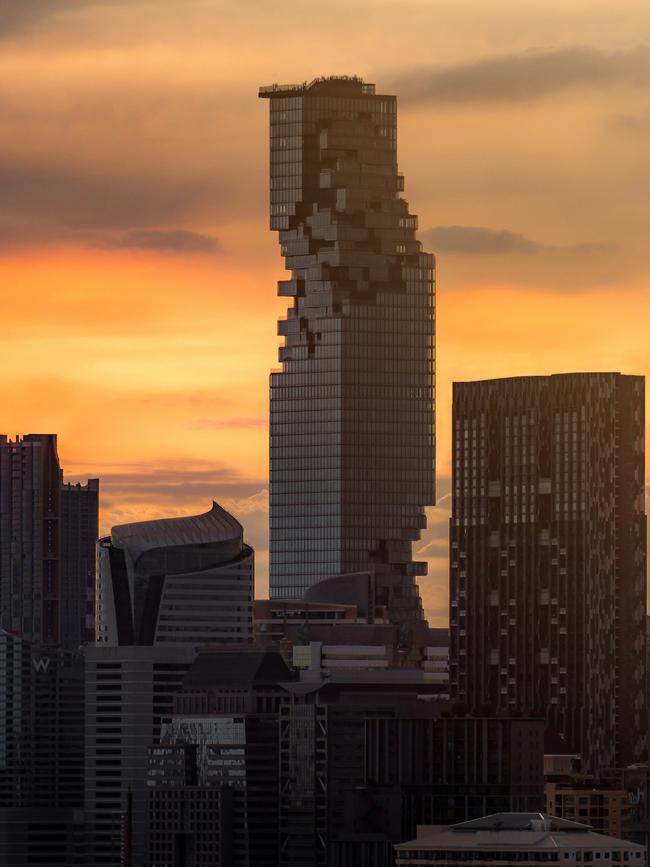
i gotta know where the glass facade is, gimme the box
[96,503,254,646]
[260,77,436,623]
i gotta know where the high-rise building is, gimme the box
[95,501,254,646]
[0,434,62,645]
[146,649,294,867]
[259,76,436,624]
[61,479,99,649]
[0,630,86,865]
[0,434,98,649]
[87,503,255,866]
[449,373,647,774]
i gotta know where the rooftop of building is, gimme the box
[182,649,295,689]
[396,813,647,852]
[110,501,242,562]
[453,371,637,387]
[259,75,377,98]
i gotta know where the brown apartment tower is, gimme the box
[449,373,647,775]
[0,434,98,648]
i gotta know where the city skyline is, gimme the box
[2,1,650,624]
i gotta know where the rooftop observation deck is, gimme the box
[259,75,376,98]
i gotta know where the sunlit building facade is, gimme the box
[260,76,436,624]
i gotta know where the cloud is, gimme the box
[66,459,265,506]
[611,111,650,136]
[106,229,222,255]
[0,159,232,254]
[421,225,610,257]
[0,0,131,38]
[393,44,650,105]
[423,226,539,255]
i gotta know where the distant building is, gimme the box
[96,501,253,646]
[278,682,543,867]
[87,502,255,867]
[139,644,542,867]
[61,478,99,648]
[254,573,449,670]
[0,433,98,649]
[449,374,647,774]
[545,778,628,838]
[0,629,85,865]
[146,650,295,867]
[84,643,196,867]
[260,76,436,623]
[395,813,647,867]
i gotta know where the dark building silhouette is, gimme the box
[0,435,96,862]
[0,630,85,865]
[259,76,436,623]
[0,433,98,649]
[61,479,99,648]
[146,650,293,867]
[141,649,543,867]
[449,373,647,774]
[279,683,543,867]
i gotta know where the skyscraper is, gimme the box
[0,434,62,645]
[0,434,98,649]
[259,76,436,624]
[87,502,255,866]
[95,502,254,646]
[449,373,647,774]
[61,479,99,649]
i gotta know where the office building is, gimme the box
[449,374,647,774]
[96,501,253,646]
[61,478,99,648]
[87,502,254,866]
[259,76,435,623]
[278,680,543,867]
[0,629,85,865]
[395,813,647,867]
[0,433,98,649]
[146,649,294,866]
[84,643,196,867]
[140,644,541,867]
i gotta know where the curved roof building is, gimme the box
[96,502,253,647]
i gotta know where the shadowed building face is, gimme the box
[260,76,436,624]
[449,372,647,774]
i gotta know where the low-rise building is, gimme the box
[395,813,647,867]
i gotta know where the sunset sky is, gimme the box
[2,0,650,624]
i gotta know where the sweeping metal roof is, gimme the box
[111,501,242,563]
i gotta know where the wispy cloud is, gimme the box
[66,459,265,506]
[393,44,650,105]
[422,225,610,257]
[106,229,222,255]
[0,160,231,253]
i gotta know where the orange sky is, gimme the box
[2,0,650,623]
